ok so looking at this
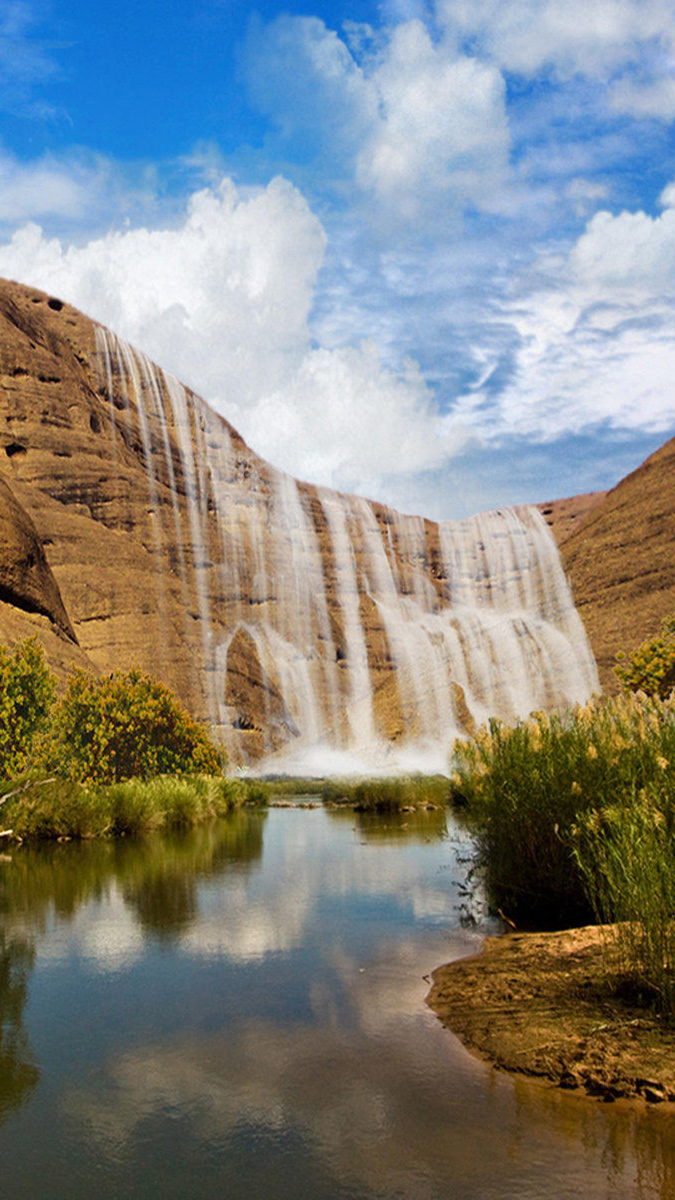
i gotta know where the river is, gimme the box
[0,805,671,1198]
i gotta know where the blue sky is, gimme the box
[1,0,675,519]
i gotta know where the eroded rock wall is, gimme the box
[0,279,599,767]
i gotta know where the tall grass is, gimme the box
[0,774,267,840]
[452,692,675,924]
[572,792,675,1017]
[320,775,449,810]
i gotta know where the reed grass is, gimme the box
[572,791,675,1017]
[452,692,675,925]
[0,774,267,840]
[319,775,450,810]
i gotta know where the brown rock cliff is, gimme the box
[539,440,675,691]
[0,276,665,760]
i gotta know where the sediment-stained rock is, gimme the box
[0,279,600,766]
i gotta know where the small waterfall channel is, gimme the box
[95,327,599,773]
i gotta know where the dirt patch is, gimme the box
[426,925,675,1104]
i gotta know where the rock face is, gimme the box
[0,279,598,768]
[539,441,675,691]
[537,491,606,544]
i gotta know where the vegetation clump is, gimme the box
[0,774,265,840]
[0,639,54,777]
[320,775,449,811]
[452,684,675,1018]
[614,613,675,699]
[0,639,271,840]
[572,793,675,1017]
[50,669,222,783]
[451,692,675,925]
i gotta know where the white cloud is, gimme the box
[610,74,675,120]
[0,174,465,502]
[450,188,675,442]
[568,202,675,290]
[355,20,509,215]
[0,150,111,223]
[246,15,510,218]
[436,0,675,81]
[0,176,324,398]
[0,1,57,110]
[239,341,464,495]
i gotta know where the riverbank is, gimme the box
[426,925,675,1104]
[0,774,268,840]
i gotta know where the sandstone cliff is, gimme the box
[544,439,675,691]
[0,279,598,767]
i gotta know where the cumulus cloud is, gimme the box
[0,176,324,395]
[240,341,463,495]
[355,20,509,215]
[0,149,113,224]
[245,15,510,218]
[436,0,675,81]
[0,175,464,501]
[610,74,675,120]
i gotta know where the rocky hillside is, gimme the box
[543,439,675,691]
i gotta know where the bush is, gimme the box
[0,639,55,778]
[50,669,223,783]
[451,693,675,923]
[615,614,675,699]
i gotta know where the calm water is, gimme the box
[0,805,672,1199]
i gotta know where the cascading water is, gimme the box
[95,326,599,774]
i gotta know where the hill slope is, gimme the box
[540,439,675,690]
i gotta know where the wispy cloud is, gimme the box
[0,1,60,117]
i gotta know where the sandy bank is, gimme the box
[426,925,675,1104]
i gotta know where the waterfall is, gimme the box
[94,328,599,773]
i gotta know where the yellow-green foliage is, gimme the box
[51,669,223,783]
[452,693,675,922]
[615,614,675,699]
[320,775,449,810]
[0,639,54,778]
[1,774,263,840]
[572,792,675,1017]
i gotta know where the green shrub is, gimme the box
[2,778,109,840]
[0,639,55,778]
[572,790,675,1017]
[1,772,261,840]
[320,775,449,810]
[615,614,675,699]
[51,669,223,783]
[452,693,675,923]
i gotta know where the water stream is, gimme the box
[0,808,670,1199]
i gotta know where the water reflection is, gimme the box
[0,812,265,938]
[328,806,449,843]
[121,815,266,940]
[0,808,671,1199]
[0,932,39,1122]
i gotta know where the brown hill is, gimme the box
[539,440,675,691]
[537,491,606,543]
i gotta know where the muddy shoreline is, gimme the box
[426,925,675,1104]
